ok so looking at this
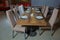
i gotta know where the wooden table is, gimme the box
[16,18,47,27]
[16,9,48,27]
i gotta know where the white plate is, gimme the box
[25,10,30,13]
[27,9,30,11]
[35,11,40,13]
[32,8,35,10]
[36,16,43,19]
[20,16,28,19]
[35,8,39,11]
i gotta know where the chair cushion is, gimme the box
[13,25,25,32]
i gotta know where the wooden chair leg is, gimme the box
[51,29,54,36]
[12,31,18,38]
[12,31,14,38]
[51,30,54,36]
[24,32,27,40]
[39,28,45,35]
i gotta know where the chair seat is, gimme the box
[13,25,25,32]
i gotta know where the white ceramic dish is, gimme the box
[32,8,35,10]
[27,9,30,11]
[35,8,39,11]
[25,10,30,13]
[35,11,40,13]
[36,16,43,19]
[20,16,28,19]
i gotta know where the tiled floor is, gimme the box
[0,12,60,40]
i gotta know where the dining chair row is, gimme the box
[49,8,59,35]
[6,9,27,39]
[40,7,59,36]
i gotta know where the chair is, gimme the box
[18,5,24,16]
[6,9,26,38]
[49,8,59,33]
[12,7,19,21]
[43,6,49,18]
[41,6,46,13]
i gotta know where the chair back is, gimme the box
[41,6,46,13]
[12,7,19,21]
[6,10,16,28]
[43,6,49,18]
[49,8,58,28]
[18,5,24,16]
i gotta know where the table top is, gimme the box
[16,9,48,27]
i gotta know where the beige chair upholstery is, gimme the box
[43,6,49,18]
[39,8,59,35]
[12,7,19,21]
[6,9,25,38]
[49,8,59,29]
[6,10,16,28]
[41,6,46,13]
[14,25,25,32]
[18,5,24,16]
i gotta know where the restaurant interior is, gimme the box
[0,0,60,40]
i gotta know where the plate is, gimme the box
[20,16,28,19]
[36,16,43,20]
[27,9,30,11]
[35,8,39,11]
[35,11,40,13]
[32,8,35,10]
[25,10,30,13]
